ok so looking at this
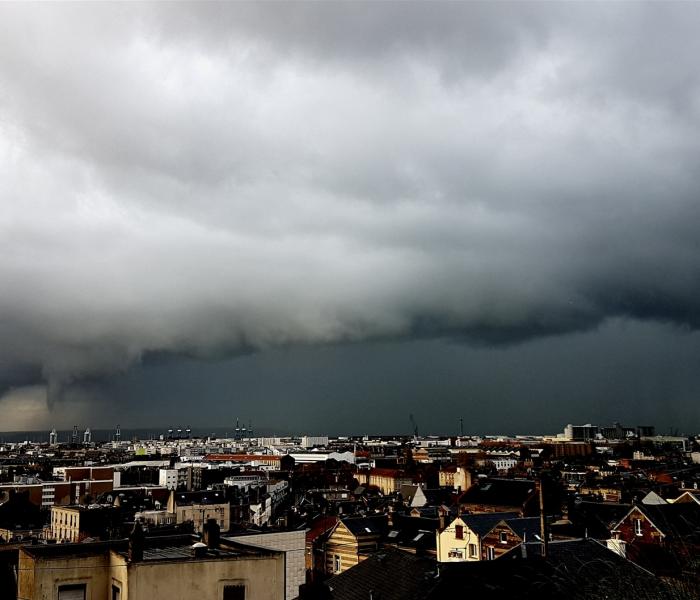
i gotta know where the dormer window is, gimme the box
[455,525,464,540]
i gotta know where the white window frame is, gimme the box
[634,518,643,536]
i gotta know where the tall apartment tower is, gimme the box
[83,428,92,444]
[49,428,58,446]
[71,425,79,444]
[115,424,121,442]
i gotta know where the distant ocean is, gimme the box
[0,426,274,444]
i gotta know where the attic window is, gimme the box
[388,530,399,538]
[365,527,372,533]
[413,533,424,541]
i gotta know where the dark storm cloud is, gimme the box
[1,2,700,412]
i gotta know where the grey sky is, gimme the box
[1,3,700,432]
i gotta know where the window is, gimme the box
[468,543,477,558]
[499,531,508,544]
[112,585,121,600]
[455,525,464,540]
[486,546,495,560]
[634,518,643,536]
[58,584,86,600]
[223,584,245,600]
[334,554,341,573]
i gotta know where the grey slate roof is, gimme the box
[460,512,519,536]
[326,548,436,600]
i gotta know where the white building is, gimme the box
[300,436,329,448]
[159,469,179,490]
[224,473,267,491]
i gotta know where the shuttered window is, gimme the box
[58,584,86,600]
[223,584,245,600]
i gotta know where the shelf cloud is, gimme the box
[1,3,700,413]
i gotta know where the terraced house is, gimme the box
[321,515,387,575]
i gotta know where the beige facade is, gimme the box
[167,491,231,533]
[18,538,285,600]
[360,469,413,495]
[438,467,473,491]
[50,507,82,543]
[435,517,481,563]
[175,502,230,532]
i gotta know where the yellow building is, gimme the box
[18,523,285,600]
[322,516,386,575]
[359,469,413,495]
[436,513,518,563]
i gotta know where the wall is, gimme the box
[18,546,285,600]
[616,508,665,545]
[228,530,306,600]
[324,522,379,574]
[480,523,520,560]
[19,549,111,600]
[436,517,480,563]
[176,502,230,532]
[125,553,284,600]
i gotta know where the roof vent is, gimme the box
[191,542,208,558]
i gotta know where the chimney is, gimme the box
[203,518,220,549]
[128,521,145,563]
